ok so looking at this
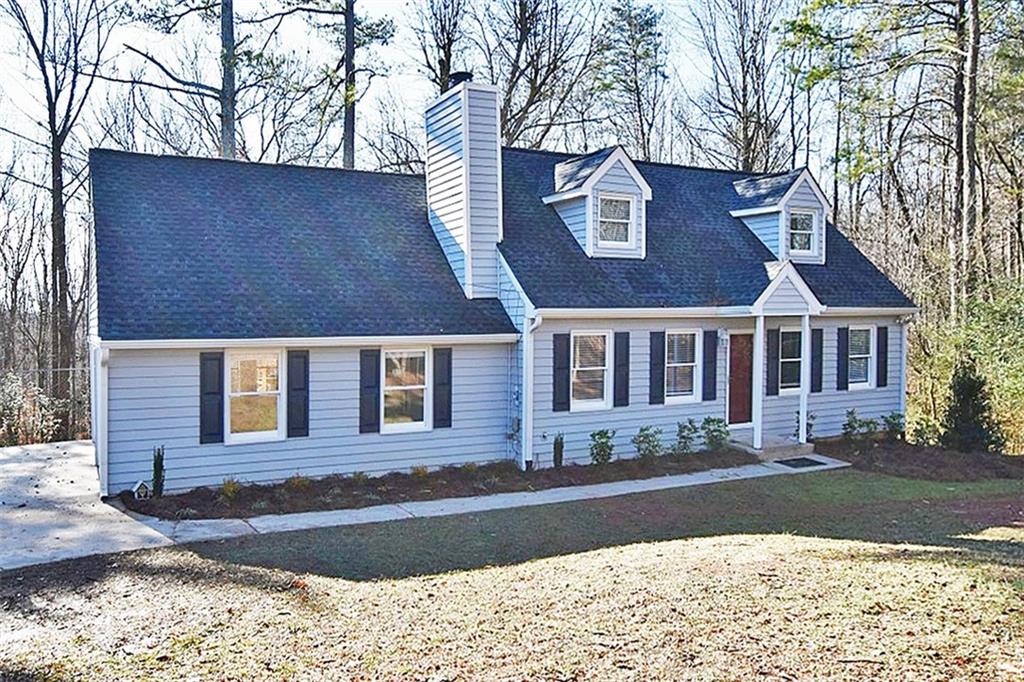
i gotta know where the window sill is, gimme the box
[570,400,612,413]
[665,394,700,405]
[778,387,802,397]
[848,382,874,391]
[380,422,432,435]
[224,432,286,446]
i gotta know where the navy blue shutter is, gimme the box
[287,351,309,437]
[359,349,381,433]
[649,331,665,404]
[837,327,849,391]
[810,329,823,393]
[199,352,224,444]
[613,332,630,407]
[702,330,717,401]
[876,326,889,387]
[552,334,570,412]
[766,329,780,396]
[433,347,452,428]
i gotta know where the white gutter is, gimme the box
[521,313,542,470]
[99,333,520,350]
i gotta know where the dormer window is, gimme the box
[789,211,815,254]
[598,194,633,247]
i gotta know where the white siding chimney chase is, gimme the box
[424,74,503,299]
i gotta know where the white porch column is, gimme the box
[798,314,811,443]
[752,314,765,450]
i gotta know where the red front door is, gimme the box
[729,334,753,425]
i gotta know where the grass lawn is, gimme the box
[2,469,1023,680]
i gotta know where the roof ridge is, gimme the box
[89,147,426,180]
[501,146,765,177]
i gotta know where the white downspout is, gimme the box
[798,313,811,443]
[521,314,542,470]
[752,314,765,450]
[96,347,110,497]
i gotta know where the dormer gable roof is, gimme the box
[729,167,830,217]
[544,145,652,204]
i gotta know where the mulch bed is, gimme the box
[120,448,759,520]
[815,436,1024,482]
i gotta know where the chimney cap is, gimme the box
[448,71,474,89]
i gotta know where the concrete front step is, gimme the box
[729,438,815,462]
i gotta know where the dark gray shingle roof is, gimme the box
[90,150,516,340]
[731,168,805,210]
[498,149,913,310]
[553,146,617,193]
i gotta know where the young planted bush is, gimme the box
[151,445,165,498]
[552,432,565,468]
[792,411,816,441]
[631,425,663,462]
[674,419,699,455]
[882,412,905,441]
[700,417,730,451]
[940,358,1006,453]
[589,429,616,465]
[220,477,243,503]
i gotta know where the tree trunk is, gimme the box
[220,0,236,159]
[49,134,71,437]
[343,0,356,169]
[962,0,980,301]
[950,0,966,320]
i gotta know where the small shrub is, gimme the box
[791,412,816,441]
[674,419,699,455]
[843,409,881,440]
[151,445,165,498]
[940,357,1006,453]
[882,412,905,440]
[350,471,368,484]
[284,474,312,493]
[251,500,271,513]
[589,429,616,465]
[631,425,664,461]
[175,507,198,520]
[552,432,565,468]
[700,417,730,451]
[220,477,243,502]
[461,462,478,473]
[910,417,940,446]
[411,465,429,478]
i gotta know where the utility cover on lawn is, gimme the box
[773,456,829,469]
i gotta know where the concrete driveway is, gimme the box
[0,441,171,570]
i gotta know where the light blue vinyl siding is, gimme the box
[531,318,727,467]
[105,345,513,492]
[591,161,646,259]
[553,197,588,251]
[760,278,810,315]
[497,262,528,458]
[740,213,780,257]
[761,317,904,440]
[425,92,467,288]
[465,87,501,296]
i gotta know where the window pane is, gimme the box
[849,357,869,384]
[790,232,812,251]
[599,220,629,243]
[385,351,426,387]
[230,395,278,433]
[790,213,813,232]
[667,333,696,364]
[666,365,694,396]
[230,353,279,393]
[384,388,425,424]
[574,335,606,368]
[572,368,605,401]
[780,360,801,388]
[849,329,871,356]
[781,331,802,360]
[600,197,630,220]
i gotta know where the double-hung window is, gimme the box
[227,350,285,443]
[382,349,431,432]
[571,332,610,410]
[598,195,633,247]
[848,327,874,388]
[665,330,701,402]
[779,330,802,392]
[789,211,815,253]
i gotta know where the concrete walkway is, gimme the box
[1,441,849,570]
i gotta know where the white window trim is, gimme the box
[596,193,636,250]
[847,325,876,391]
[380,347,433,434]
[788,209,817,256]
[778,327,803,396]
[570,330,612,412]
[224,348,287,445]
[665,329,702,405]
